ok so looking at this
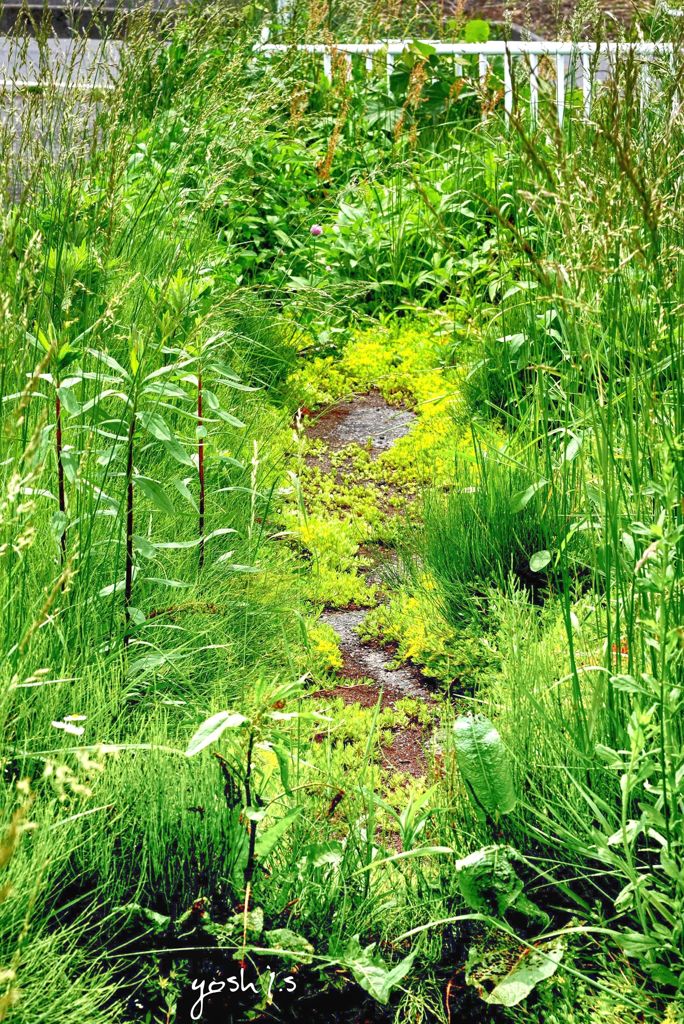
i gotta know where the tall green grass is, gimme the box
[414,37,684,1000]
[0,9,319,1019]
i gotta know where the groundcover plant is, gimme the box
[0,1,683,1022]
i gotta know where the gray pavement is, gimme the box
[0,2,180,38]
[0,36,120,86]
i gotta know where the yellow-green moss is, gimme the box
[359,584,498,689]
[279,318,502,612]
[306,620,344,674]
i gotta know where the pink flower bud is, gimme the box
[310,224,323,237]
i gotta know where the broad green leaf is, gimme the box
[80,389,132,414]
[137,409,173,442]
[410,41,437,58]
[342,936,417,1005]
[464,18,490,42]
[159,436,194,466]
[98,576,128,598]
[300,841,344,870]
[563,434,582,462]
[204,389,245,428]
[141,381,189,400]
[615,929,661,956]
[454,715,516,816]
[142,577,191,589]
[511,478,547,513]
[173,477,199,511]
[271,741,291,794]
[209,361,257,390]
[129,339,142,376]
[262,928,314,964]
[155,528,235,550]
[112,903,171,935]
[255,807,302,862]
[499,333,527,356]
[51,510,68,541]
[215,408,246,428]
[186,710,248,756]
[57,347,79,372]
[503,281,538,301]
[133,535,157,559]
[35,326,53,353]
[86,348,130,381]
[128,652,179,674]
[466,937,564,1007]
[215,907,264,939]
[138,411,193,466]
[216,560,261,573]
[647,965,681,987]
[134,476,175,515]
[144,361,192,383]
[245,807,266,822]
[453,845,549,923]
[57,384,81,416]
[621,532,636,561]
[529,550,551,572]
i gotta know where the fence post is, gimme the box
[504,49,513,120]
[556,52,566,126]
[580,52,592,119]
[529,52,539,123]
[386,49,395,91]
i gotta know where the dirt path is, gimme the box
[306,392,416,455]
[306,392,437,778]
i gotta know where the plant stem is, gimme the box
[198,367,205,569]
[124,415,135,646]
[241,731,257,967]
[55,391,66,562]
[243,730,257,887]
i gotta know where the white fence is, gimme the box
[0,34,676,129]
[256,39,677,126]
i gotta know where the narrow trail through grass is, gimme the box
[304,391,435,777]
[284,319,491,784]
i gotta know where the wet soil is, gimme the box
[303,393,417,521]
[320,609,431,700]
[306,392,416,457]
[382,724,428,775]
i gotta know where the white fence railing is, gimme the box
[256,39,677,127]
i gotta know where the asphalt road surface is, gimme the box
[0,2,180,37]
[0,36,120,86]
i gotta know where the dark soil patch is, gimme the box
[382,725,428,777]
[315,607,436,778]
[306,392,416,457]
[462,0,650,38]
[313,679,429,777]
[303,390,438,779]
[321,608,433,700]
[314,680,399,709]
